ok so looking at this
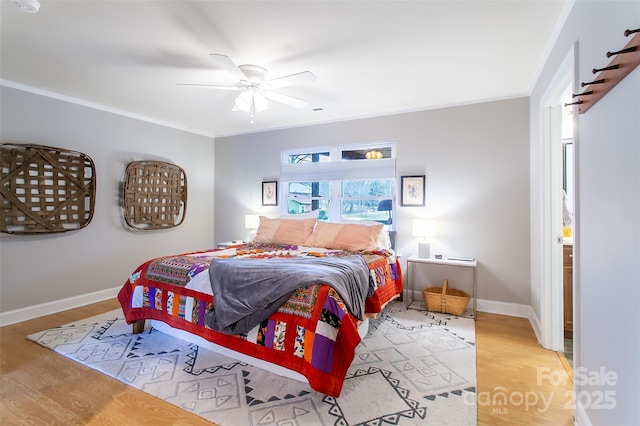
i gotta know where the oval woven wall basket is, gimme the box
[122,160,187,230]
[0,142,96,234]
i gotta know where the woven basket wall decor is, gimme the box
[0,143,96,234]
[122,160,187,230]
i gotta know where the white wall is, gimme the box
[530,1,639,424]
[215,98,531,306]
[0,86,216,318]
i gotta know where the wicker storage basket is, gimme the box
[422,279,470,316]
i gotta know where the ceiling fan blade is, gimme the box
[209,54,248,81]
[177,83,242,91]
[263,91,308,108]
[264,71,316,89]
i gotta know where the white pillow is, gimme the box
[378,227,392,249]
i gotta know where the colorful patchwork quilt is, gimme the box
[118,242,403,397]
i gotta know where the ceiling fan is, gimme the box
[178,54,317,123]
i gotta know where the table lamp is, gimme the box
[412,219,437,258]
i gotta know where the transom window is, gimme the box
[281,142,396,226]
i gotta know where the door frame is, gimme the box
[539,43,577,351]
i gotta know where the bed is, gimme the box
[117,217,403,397]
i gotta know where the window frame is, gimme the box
[280,142,396,226]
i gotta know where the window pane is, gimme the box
[288,152,330,164]
[341,180,393,197]
[288,182,330,197]
[287,199,330,217]
[340,199,392,224]
[341,147,392,161]
[340,179,393,224]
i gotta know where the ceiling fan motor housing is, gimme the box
[238,65,268,84]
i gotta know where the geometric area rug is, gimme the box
[27,301,476,425]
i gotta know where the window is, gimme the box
[341,179,394,224]
[281,142,396,226]
[286,181,330,219]
[287,151,330,164]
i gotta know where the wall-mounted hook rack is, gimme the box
[569,29,640,114]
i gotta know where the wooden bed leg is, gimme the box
[132,320,145,334]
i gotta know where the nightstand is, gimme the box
[217,240,245,249]
[406,255,478,319]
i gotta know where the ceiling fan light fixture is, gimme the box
[234,89,268,113]
[234,91,253,113]
[253,91,269,113]
[234,88,269,123]
[10,0,40,13]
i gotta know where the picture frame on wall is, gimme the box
[400,175,425,206]
[262,181,278,206]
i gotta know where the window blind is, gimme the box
[281,158,396,181]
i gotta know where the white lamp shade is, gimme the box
[252,91,268,112]
[412,219,437,238]
[244,214,260,229]
[235,89,268,113]
[234,91,252,112]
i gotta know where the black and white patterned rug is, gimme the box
[27,301,476,425]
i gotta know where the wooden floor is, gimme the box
[0,300,575,425]
[475,313,574,425]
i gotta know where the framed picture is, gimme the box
[262,181,278,206]
[400,175,425,206]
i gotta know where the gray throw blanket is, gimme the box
[206,255,373,335]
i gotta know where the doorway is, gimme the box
[560,89,575,367]
[539,44,576,354]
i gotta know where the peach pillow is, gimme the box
[252,216,317,245]
[304,221,383,251]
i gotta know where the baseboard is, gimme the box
[476,298,533,319]
[406,291,536,324]
[574,405,591,426]
[477,298,543,342]
[0,286,121,327]
[527,308,543,344]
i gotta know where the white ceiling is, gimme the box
[1,0,567,138]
